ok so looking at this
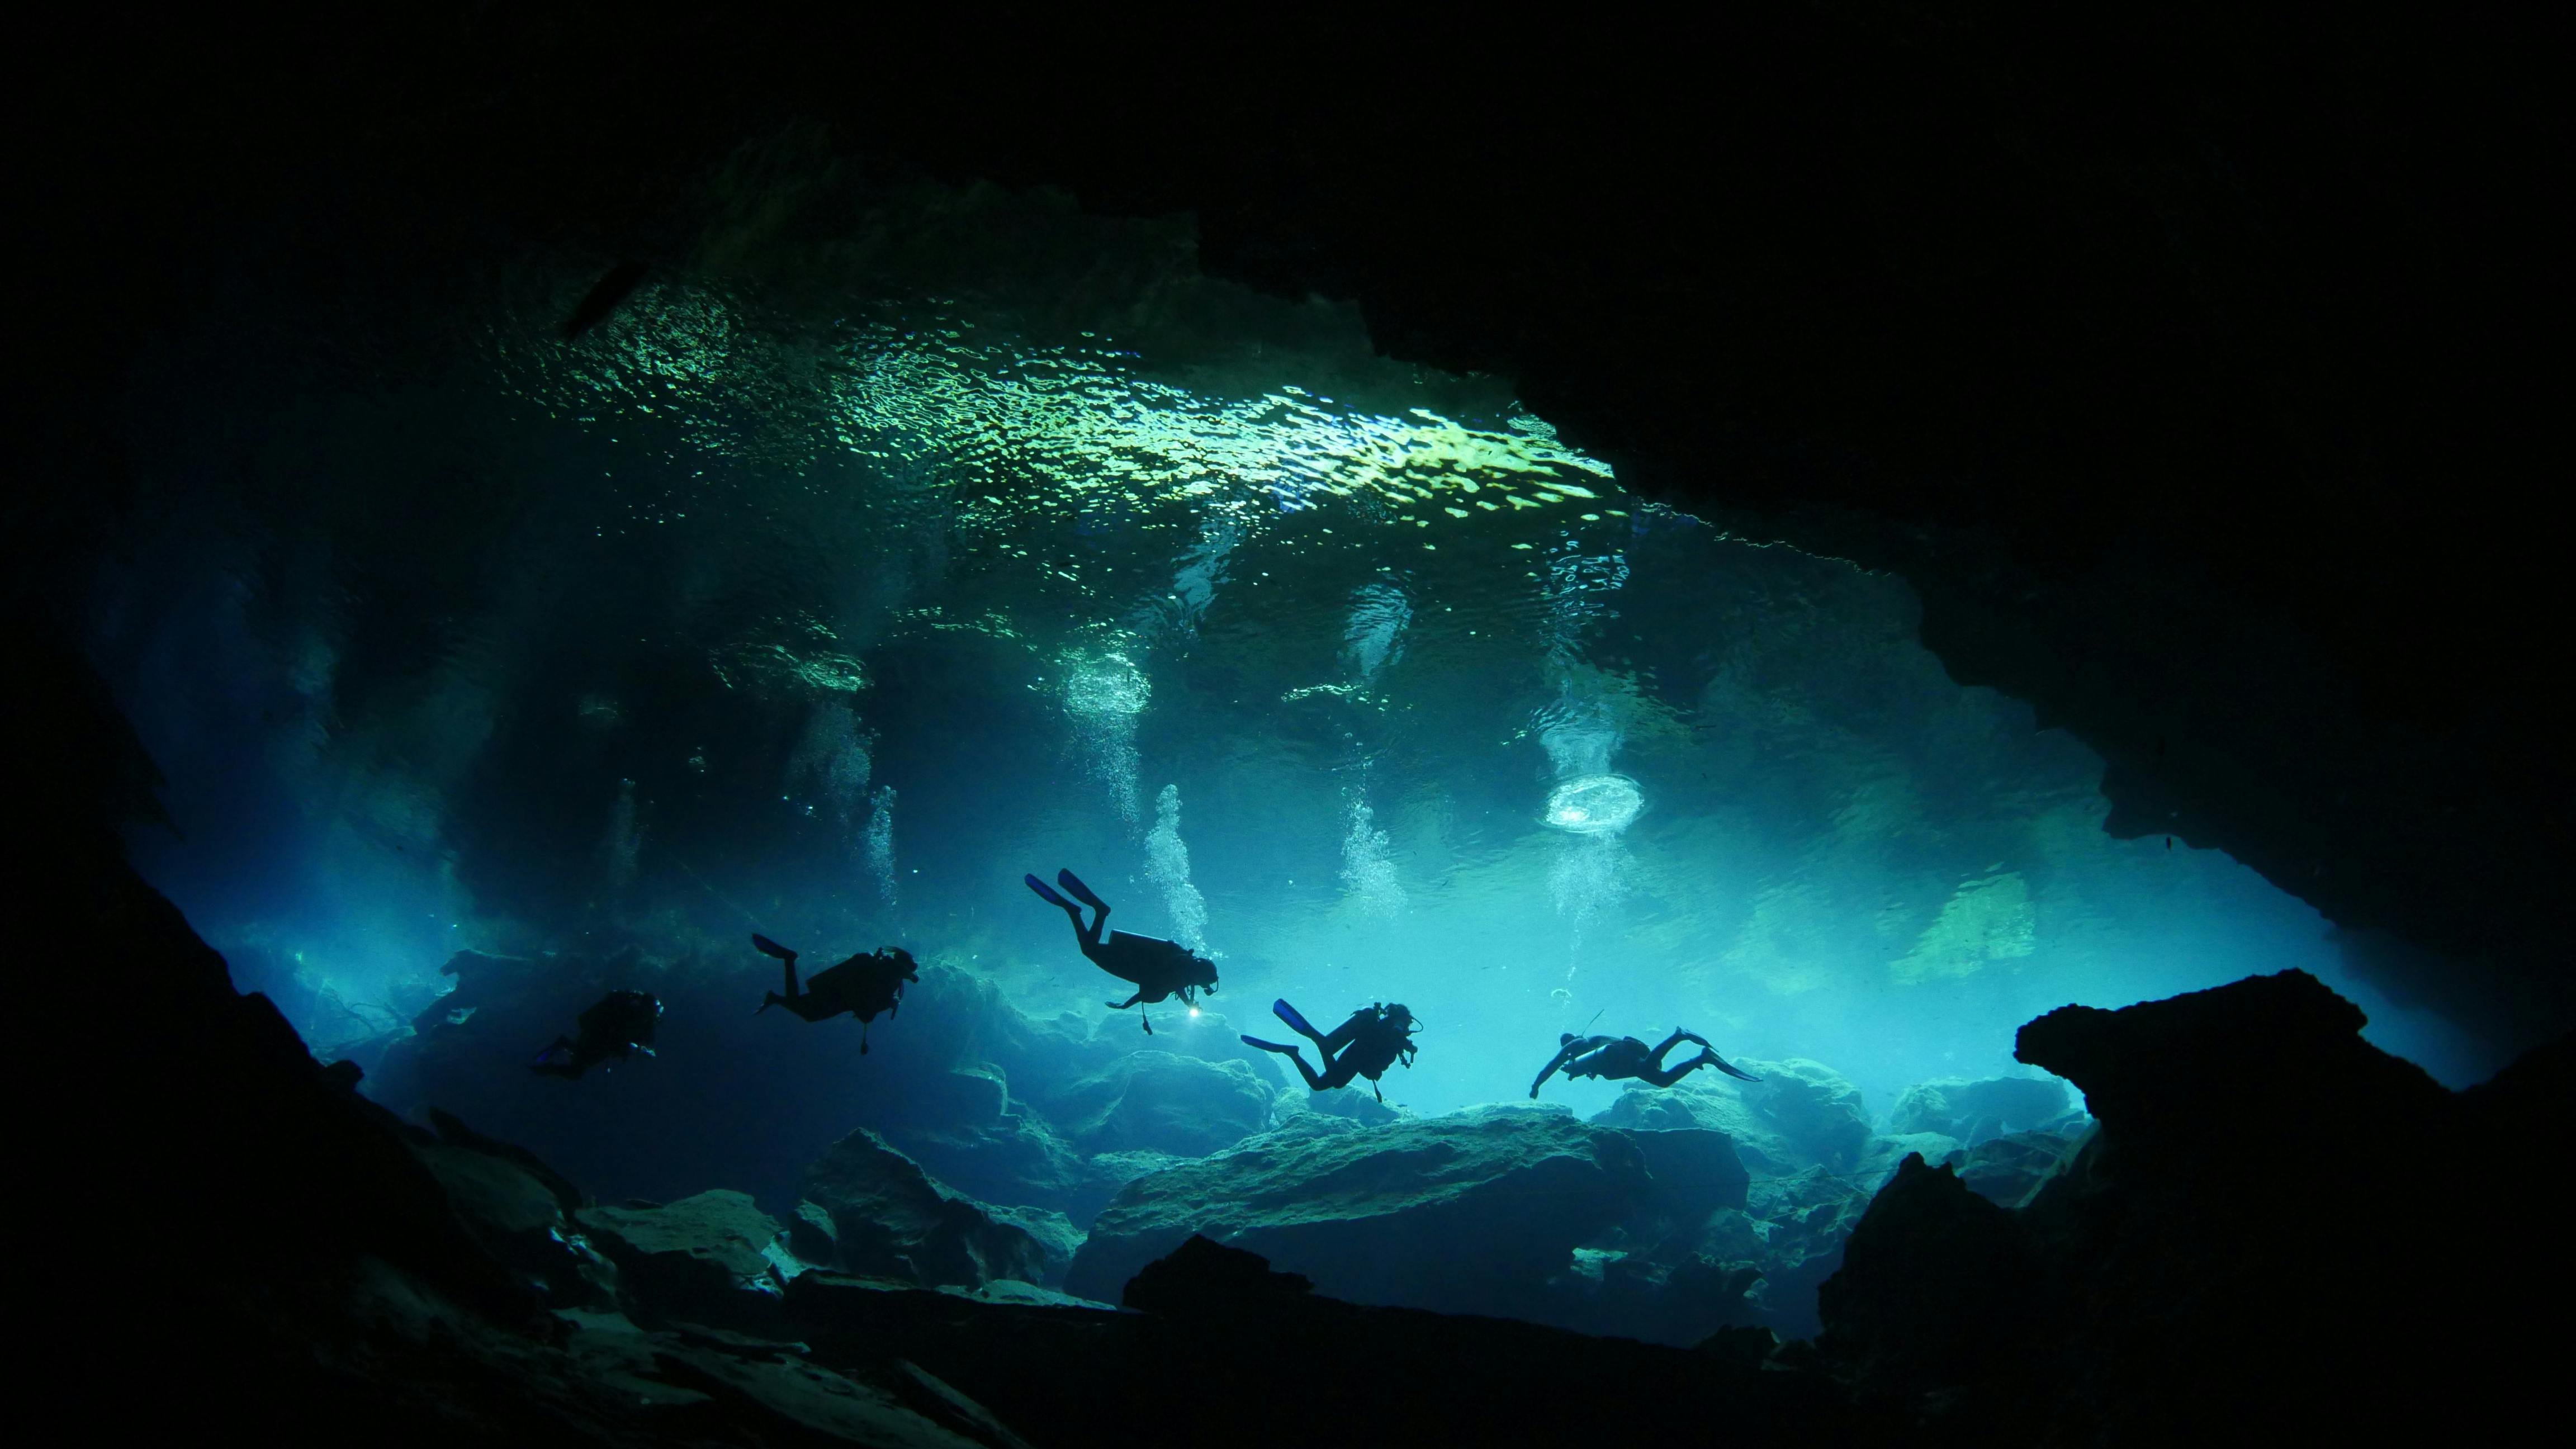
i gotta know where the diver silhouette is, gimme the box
[1025,869,1218,1034]
[1527,1028,1760,1099]
[1243,999,1419,1101]
[751,934,919,1054]
[532,989,664,1079]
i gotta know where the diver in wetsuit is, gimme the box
[751,934,919,1054]
[1243,1000,1419,1101]
[1025,869,1218,1034]
[532,989,664,1079]
[1527,1028,1760,1099]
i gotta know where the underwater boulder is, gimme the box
[1064,1104,1652,1318]
[1035,1049,1276,1159]
[1949,1126,2087,1209]
[1592,1057,1872,1177]
[1745,1166,1880,1338]
[869,1066,1092,1216]
[1546,1246,1767,1347]
[410,1112,618,1308]
[1884,1074,2073,1144]
[1816,1153,2040,1400]
[574,1190,788,1333]
[1734,1060,1873,1173]
[1618,1125,1753,1223]
[802,1128,1053,1290]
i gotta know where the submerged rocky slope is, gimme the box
[17,633,2561,1444]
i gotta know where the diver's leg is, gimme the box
[1107,991,1144,1011]
[782,953,803,1000]
[1314,1052,1361,1091]
[860,1021,871,1055]
[1636,1055,1704,1088]
[1646,1030,1689,1069]
[1244,1038,1328,1090]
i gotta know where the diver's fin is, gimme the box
[1025,874,1074,909]
[1709,1052,1761,1082]
[1241,1035,1298,1054]
[1271,999,1320,1038]
[751,934,796,960]
[1057,869,1107,910]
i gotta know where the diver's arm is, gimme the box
[1530,1043,1581,1098]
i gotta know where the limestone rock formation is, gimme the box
[1033,1049,1275,1158]
[411,1111,618,1308]
[1064,1105,1652,1314]
[575,1190,788,1332]
[1593,1058,1872,1176]
[1884,1074,2073,1144]
[801,1128,1053,1290]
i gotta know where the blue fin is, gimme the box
[1025,874,1073,909]
[751,933,795,960]
[1272,999,1319,1038]
[1241,1035,1298,1054]
[1057,869,1107,910]
[1711,1054,1761,1082]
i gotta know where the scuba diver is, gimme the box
[1243,999,1419,1101]
[1025,868,1218,1034]
[1527,1027,1760,1099]
[751,934,919,1054]
[532,989,664,1079]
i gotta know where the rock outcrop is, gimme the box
[1066,1105,1652,1314]
[367,958,1281,1224]
[575,1190,790,1332]
[1817,970,2566,1440]
[1594,1058,1872,1176]
[1883,1074,2073,1144]
[1034,1049,1276,1158]
[788,1236,1858,1449]
[801,1128,1054,1290]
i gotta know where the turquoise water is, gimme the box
[91,187,2488,1128]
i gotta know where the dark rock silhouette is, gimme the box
[1817,969,2567,1439]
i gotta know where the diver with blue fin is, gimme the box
[751,934,919,1054]
[1243,1000,1419,1101]
[1527,1027,1759,1099]
[1025,869,1219,1034]
[532,989,663,1079]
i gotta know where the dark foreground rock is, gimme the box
[575,1190,789,1333]
[1817,970,2569,1442]
[789,1238,1864,1449]
[1066,1104,1652,1314]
